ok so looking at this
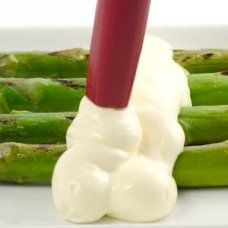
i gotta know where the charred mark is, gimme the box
[221,71,228,76]
[0,54,7,60]
[36,144,50,151]
[0,119,11,125]
[173,49,183,52]
[65,115,75,121]
[202,53,214,60]
[55,79,85,90]
[181,56,191,63]
[85,53,90,59]
[4,81,14,86]
[50,48,89,60]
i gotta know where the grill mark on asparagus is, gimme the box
[0,119,12,125]
[221,71,228,76]
[0,54,7,60]
[3,81,14,87]
[50,48,89,60]
[55,79,85,90]
[65,115,75,121]
[36,145,50,152]
[181,56,191,63]
[203,53,214,60]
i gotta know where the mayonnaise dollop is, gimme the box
[52,36,192,223]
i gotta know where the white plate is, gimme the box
[0,27,228,228]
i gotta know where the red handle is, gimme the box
[86,0,151,109]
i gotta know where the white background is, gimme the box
[0,0,227,27]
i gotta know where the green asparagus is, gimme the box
[0,112,74,144]
[0,49,88,78]
[173,141,228,187]
[174,49,228,73]
[0,78,85,113]
[0,142,65,184]
[189,72,228,106]
[0,73,227,113]
[0,49,228,77]
[0,106,227,145]
[179,106,228,145]
[1,141,228,186]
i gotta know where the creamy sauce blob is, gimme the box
[52,36,192,223]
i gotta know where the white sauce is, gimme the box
[52,36,192,223]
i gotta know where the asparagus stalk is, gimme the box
[173,141,228,187]
[0,106,227,145]
[0,49,227,77]
[0,73,227,113]
[1,141,228,186]
[189,72,228,106]
[0,112,74,144]
[0,143,65,184]
[179,106,228,145]
[0,78,85,113]
[0,49,88,78]
[174,49,228,73]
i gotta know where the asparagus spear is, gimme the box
[0,112,74,144]
[173,141,228,187]
[1,141,228,186]
[0,106,227,145]
[0,49,227,77]
[174,49,228,73]
[53,49,228,74]
[180,105,228,145]
[0,73,227,113]
[189,72,228,106]
[0,78,85,113]
[0,142,65,184]
[0,49,88,78]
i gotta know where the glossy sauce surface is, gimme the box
[52,36,192,223]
